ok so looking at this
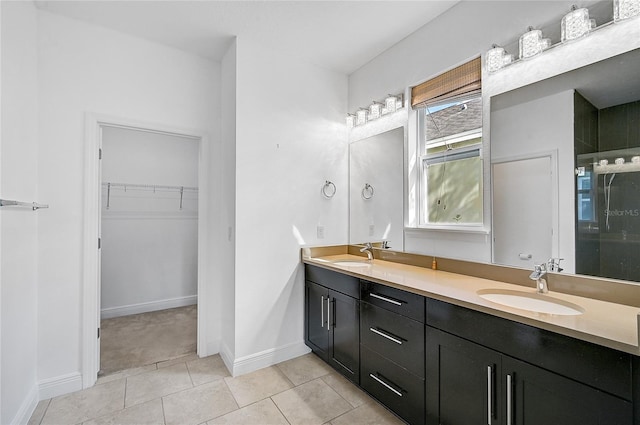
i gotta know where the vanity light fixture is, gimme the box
[519,26,551,59]
[346,93,405,128]
[614,0,640,21]
[346,113,356,129]
[369,101,384,120]
[486,44,514,73]
[356,108,368,126]
[561,5,596,42]
[384,95,398,114]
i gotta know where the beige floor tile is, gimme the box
[163,379,238,425]
[82,399,164,425]
[27,399,51,425]
[41,380,125,425]
[207,398,288,425]
[157,352,199,369]
[321,373,369,408]
[187,354,230,386]
[330,402,404,425]
[97,364,157,385]
[271,378,352,425]
[276,353,333,386]
[125,363,193,407]
[224,366,293,407]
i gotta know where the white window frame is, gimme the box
[417,94,485,229]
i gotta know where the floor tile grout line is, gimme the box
[269,396,293,425]
[34,398,52,425]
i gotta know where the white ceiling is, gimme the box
[34,0,459,75]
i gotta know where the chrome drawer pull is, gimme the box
[369,293,402,306]
[321,296,324,327]
[506,374,513,425]
[369,327,403,345]
[487,365,493,425]
[369,373,403,397]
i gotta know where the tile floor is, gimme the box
[29,352,405,425]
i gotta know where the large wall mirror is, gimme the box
[349,127,404,250]
[491,47,640,283]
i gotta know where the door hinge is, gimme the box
[98,238,101,249]
[99,148,102,160]
[97,328,100,339]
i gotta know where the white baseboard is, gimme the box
[101,295,197,319]
[38,372,82,400]
[230,340,311,377]
[9,384,38,425]
[219,341,234,376]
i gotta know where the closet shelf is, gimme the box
[102,182,198,210]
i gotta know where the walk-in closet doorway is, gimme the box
[82,115,209,388]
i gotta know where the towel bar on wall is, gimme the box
[0,199,49,210]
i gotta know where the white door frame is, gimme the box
[82,113,209,388]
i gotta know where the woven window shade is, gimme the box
[411,57,481,109]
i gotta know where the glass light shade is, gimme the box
[346,114,355,128]
[369,102,383,120]
[486,45,513,73]
[519,27,551,59]
[561,6,595,42]
[356,109,368,126]
[614,0,640,21]
[384,95,397,114]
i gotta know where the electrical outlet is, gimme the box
[317,225,325,239]
[369,224,375,236]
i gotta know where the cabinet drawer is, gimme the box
[361,302,425,378]
[360,280,425,322]
[305,264,359,298]
[361,345,425,425]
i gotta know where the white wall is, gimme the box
[220,40,237,364]
[100,127,199,318]
[0,1,40,423]
[231,40,348,372]
[348,1,579,262]
[36,10,221,395]
[491,89,575,272]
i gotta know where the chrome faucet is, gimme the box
[360,242,374,261]
[529,263,548,294]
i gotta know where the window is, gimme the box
[410,57,483,227]
[419,94,483,225]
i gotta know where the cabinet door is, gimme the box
[329,289,360,384]
[305,281,329,359]
[503,356,632,425]
[426,327,502,425]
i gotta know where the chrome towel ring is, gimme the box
[362,183,374,200]
[321,180,336,199]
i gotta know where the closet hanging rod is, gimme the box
[0,199,49,210]
[101,182,198,192]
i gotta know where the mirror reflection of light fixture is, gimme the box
[356,108,368,126]
[614,0,640,21]
[486,44,514,73]
[561,5,596,42]
[519,26,551,59]
[346,113,356,129]
[369,101,384,120]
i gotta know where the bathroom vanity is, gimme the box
[303,247,640,425]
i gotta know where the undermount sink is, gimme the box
[332,261,372,267]
[477,289,584,316]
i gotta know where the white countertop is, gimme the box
[304,253,640,355]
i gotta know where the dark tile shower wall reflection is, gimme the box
[575,95,640,282]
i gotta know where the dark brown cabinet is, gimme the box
[304,266,360,384]
[360,279,425,424]
[305,264,638,425]
[427,314,633,425]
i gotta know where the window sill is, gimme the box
[406,225,490,235]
